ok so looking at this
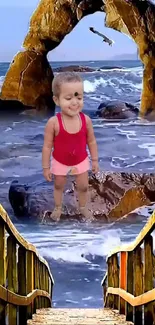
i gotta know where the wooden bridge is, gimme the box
[0,204,155,325]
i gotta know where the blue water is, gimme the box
[0,59,154,308]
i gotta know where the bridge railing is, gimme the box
[0,204,54,325]
[102,209,155,325]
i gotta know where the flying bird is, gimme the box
[89,27,114,46]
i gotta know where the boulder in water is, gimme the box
[96,100,139,119]
[8,171,155,222]
[53,65,95,73]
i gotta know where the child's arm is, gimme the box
[86,116,99,173]
[42,118,55,181]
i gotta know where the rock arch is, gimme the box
[1,0,155,117]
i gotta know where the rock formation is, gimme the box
[8,171,155,222]
[0,0,103,111]
[1,0,155,117]
[96,100,139,119]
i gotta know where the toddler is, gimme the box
[42,72,99,221]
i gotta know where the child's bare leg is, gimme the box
[51,175,66,221]
[76,172,94,221]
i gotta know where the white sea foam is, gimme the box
[84,77,106,93]
[139,143,155,157]
[0,76,4,90]
[19,226,123,264]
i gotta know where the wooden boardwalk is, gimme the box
[27,308,133,325]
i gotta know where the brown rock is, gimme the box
[104,0,155,118]
[0,0,103,110]
[9,172,154,222]
[1,51,55,111]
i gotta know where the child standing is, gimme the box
[42,72,99,222]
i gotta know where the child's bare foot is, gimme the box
[79,206,94,222]
[50,206,62,222]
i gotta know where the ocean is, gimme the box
[0,59,155,308]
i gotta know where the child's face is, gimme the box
[53,81,84,117]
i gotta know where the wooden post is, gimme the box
[119,252,127,315]
[107,256,114,308]
[27,251,34,320]
[0,220,6,325]
[38,260,43,308]
[45,268,51,308]
[18,247,27,325]
[34,257,39,310]
[134,247,143,325]
[144,235,154,325]
[113,254,119,310]
[126,251,134,322]
[7,236,17,325]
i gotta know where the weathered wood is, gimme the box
[126,251,134,322]
[134,247,143,325]
[7,236,17,325]
[18,247,27,325]
[106,287,155,306]
[0,285,51,305]
[44,266,50,308]
[0,205,54,286]
[144,235,154,325]
[38,261,43,309]
[27,250,34,319]
[113,254,119,310]
[34,257,40,311]
[0,220,6,325]
[107,256,114,308]
[27,308,133,325]
[119,252,127,315]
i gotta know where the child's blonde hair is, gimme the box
[52,72,82,97]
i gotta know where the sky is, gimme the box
[0,0,137,62]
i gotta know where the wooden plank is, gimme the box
[27,251,34,320]
[134,247,143,325]
[0,220,6,325]
[34,257,39,311]
[126,251,134,322]
[45,267,51,308]
[18,247,27,325]
[144,235,154,325]
[107,287,155,306]
[7,236,17,325]
[0,205,54,286]
[0,285,51,305]
[119,252,127,315]
[107,256,114,308]
[113,254,119,310]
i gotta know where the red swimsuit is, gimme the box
[52,112,88,166]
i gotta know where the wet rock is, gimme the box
[103,0,155,118]
[53,65,95,72]
[96,100,139,119]
[1,51,55,112]
[8,171,155,222]
[98,66,122,70]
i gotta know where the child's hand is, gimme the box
[43,168,52,182]
[92,160,99,174]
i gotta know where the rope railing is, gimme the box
[0,204,54,325]
[102,210,155,325]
